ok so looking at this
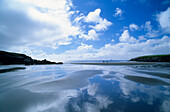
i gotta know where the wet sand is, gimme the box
[0,64,170,112]
[71,62,156,65]
[124,75,170,86]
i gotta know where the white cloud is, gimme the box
[129,23,139,31]
[33,35,170,61]
[85,9,102,23]
[99,36,169,60]
[119,30,138,43]
[87,30,99,40]
[146,30,159,38]
[0,0,80,50]
[157,7,170,33]
[71,43,95,53]
[1,0,169,62]
[97,35,170,60]
[138,36,146,41]
[143,21,159,37]
[27,43,95,61]
[113,8,123,17]
[86,9,112,31]
[73,14,85,25]
[93,19,112,31]
[80,29,99,40]
[0,2,113,55]
[144,21,152,31]
[46,43,97,61]
[111,39,115,42]
[81,8,112,40]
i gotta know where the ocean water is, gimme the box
[0,62,170,112]
[67,60,129,63]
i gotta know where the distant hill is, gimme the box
[0,50,63,65]
[130,54,170,62]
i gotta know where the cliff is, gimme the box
[130,54,170,62]
[0,50,63,65]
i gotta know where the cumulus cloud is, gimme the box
[157,7,170,33]
[93,19,112,31]
[0,0,80,50]
[143,21,159,37]
[1,0,169,62]
[85,9,102,23]
[0,1,113,58]
[86,9,112,31]
[119,30,138,43]
[100,35,170,59]
[34,35,170,61]
[79,29,99,41]
[144,21,152,31]
[106,35,168,59]
[138,36,146,41]
[81,9,112,40]
[111,39,115,42]
[129,24,139,31]
[113,8,123,17]
[86,30,99,40]
[65,43,96,54]
[41,43,97,61]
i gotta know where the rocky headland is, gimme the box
[130,54,170,62]
[0,50,63,65]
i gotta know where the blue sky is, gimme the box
[0,0,170,61]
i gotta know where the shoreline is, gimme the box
[70,62,156,65]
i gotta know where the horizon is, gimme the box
[0,0,170,61]
[1,50,170,62]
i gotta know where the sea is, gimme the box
[0,60,170,112]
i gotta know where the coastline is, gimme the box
[70,62,156,65]
[130,54,170,62]
[0,50,63,65]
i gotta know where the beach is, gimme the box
[71,62,156,65]
[0,63,170,112]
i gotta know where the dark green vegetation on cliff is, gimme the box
[130,54,170,62]
[0,51,63,65]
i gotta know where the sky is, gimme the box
[0,0,170,61]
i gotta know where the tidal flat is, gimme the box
[0,63,170,112]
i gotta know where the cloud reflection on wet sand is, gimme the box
[0,64,170,112]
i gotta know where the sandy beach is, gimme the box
[70,62,156,65]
